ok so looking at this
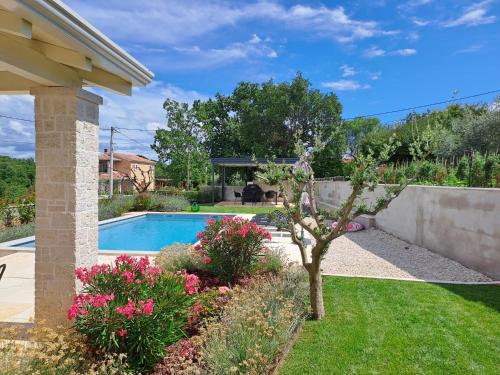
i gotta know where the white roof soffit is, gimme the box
[0,0,153,95]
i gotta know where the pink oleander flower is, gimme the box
[142,298,154,316]
[115,299,136,319]
[117,328,128,337]
[192,301,203,315]
[75,267,89,284]
[137,256,150,274]
[90,293,114,308]
[121,270,134,284]
[196,232,203,239]
[218,286,230,294]
[184,273,200,295]
[202,256,212,264]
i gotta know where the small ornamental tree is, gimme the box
[259,136,431,320]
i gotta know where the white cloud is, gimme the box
[399,0,433,9]
[370,72,382,80]
[322,80,370,91]
[340,64,356,77]
[407,31,420,41]
[173,34,278,69]
[412,18,430,26]
[392,48,417,56]
[364,46,386,58]
[66,1,397,46]
[455,44,483,54]
[443,1,496,27]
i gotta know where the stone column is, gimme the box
[31,87,102,326]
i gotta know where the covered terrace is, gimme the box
[0,0,153,327]
[210,157,299,205]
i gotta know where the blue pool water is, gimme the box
[14,214,224,252]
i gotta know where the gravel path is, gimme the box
[319,228,494,282]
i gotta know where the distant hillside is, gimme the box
[0,155,35,201]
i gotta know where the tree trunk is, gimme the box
[308,262,325,320]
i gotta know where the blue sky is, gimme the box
[1,0,499,159]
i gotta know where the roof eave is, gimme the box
[15,0,154,87]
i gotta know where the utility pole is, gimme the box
[108,126,115,199]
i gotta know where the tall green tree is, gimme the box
[152,99,209,188]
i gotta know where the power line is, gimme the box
[343,89,500,120]
[0,114,34,122]
[114,129,153,149]
[2,88,500,129]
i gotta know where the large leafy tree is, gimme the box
[233,73,343,158]
[152,99,209,188]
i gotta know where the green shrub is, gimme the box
[133,192,152,210]
[195,217,272,283]
[254,247,285,275]
[456,155,469,181]
[155,243,205,274]
[200,267,308,375]
[470,153,485,187]
[484,155,498,187]
[0,222,34,243]
[98,195,134,221]
[149,194,189,211]
[69,255,198,372]
[0,201,16,227]
[17,193,35,224]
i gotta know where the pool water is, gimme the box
[14,214,224,252]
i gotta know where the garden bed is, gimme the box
[1,216,308,375]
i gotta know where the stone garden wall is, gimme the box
[315,180,500,280]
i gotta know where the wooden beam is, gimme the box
[0,33,81,87]
[0,71,41,94]
[0,10,32,39]
[80,67,131,95]
[13,36,93,71]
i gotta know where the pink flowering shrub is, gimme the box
[195,216,272,282]
[68,255,199,372]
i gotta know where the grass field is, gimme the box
[280,276,500,375]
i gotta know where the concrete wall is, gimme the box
[315,180,500,280]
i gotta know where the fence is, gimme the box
[315,180,500,280]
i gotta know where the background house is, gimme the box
[99,150,155,193]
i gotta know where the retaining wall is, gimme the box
[315,180,500,280]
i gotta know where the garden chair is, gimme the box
[234,191,242,202]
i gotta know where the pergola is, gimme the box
[0,0,153,326]
[210,157,299,204]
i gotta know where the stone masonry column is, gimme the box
[31,87,103,326]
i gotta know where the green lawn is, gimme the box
[281,276,500,375]
[184,204,278,214]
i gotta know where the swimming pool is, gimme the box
[12,213,225,252]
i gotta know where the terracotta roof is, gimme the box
[99,171,127,180]
[98,152,155,165]
[113,152,156,165]
[99,154,121,161]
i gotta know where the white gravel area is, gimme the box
[320,228,494,282]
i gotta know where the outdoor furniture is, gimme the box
[242,184,264,204]
[234,191,242,202]
[0,264,5,282]
[265,190,278,205]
